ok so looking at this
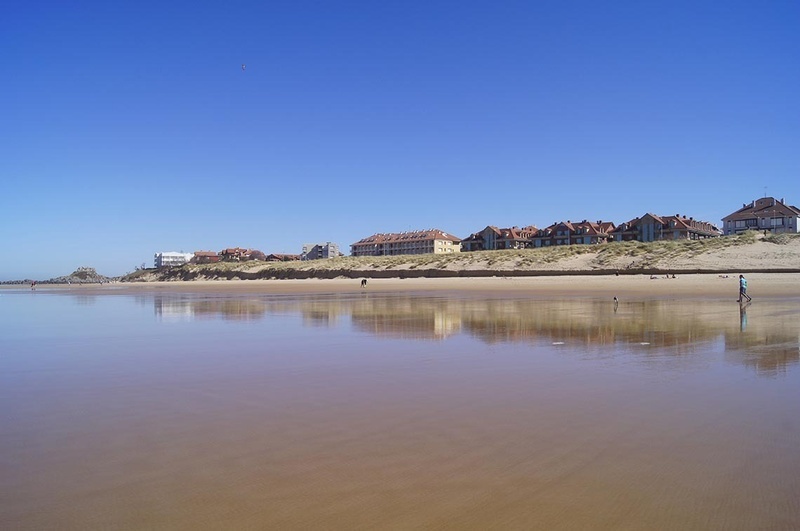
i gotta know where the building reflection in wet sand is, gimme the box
[152,294,800,374]
[3,290,799,529]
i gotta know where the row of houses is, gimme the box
[154,248,300,268]
[350,196,799,256]
[351,214,721,256]
[154,197,798,265]
[154,243,342,269]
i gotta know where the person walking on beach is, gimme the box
[737,274,752,303]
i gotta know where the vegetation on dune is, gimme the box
[763,233,797,245]
[121,232,797,282]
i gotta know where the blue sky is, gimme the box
[1,0,798,280]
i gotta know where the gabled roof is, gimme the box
[640,213,665,224]
[352,229,461,245]
[598,221,616,233]
[619,213,719,235]
[553,221,575,231]
[498,226,537,239]
[611,219,639,233]
[568,220,615,237]
[722,197,800,221]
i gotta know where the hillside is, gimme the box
[1,267,117,285]
[121,232,800,282]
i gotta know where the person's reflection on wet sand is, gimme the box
[739,302,750,332]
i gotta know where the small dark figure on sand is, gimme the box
[737,274,752,303]
[361,278,368,288]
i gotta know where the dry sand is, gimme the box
[18,272,800,300]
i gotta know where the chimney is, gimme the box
[781,198,785,204]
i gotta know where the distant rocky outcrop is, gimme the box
[46,267,116,284]
[0,267,118,285]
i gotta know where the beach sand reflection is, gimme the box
[152,294,800,372]
[1,291,798,529]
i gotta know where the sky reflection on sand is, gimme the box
[1,291,799,529]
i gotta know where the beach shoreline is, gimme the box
[8,272,800,300]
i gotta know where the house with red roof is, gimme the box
[461,225,537,251]
[721,197,799,235]
[610,214,720,242]
[532,220,615,247]
[192,251,220,264]
[351,229,461,256]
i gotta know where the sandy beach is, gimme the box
[15,272,800,300]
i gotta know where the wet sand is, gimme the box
[13,272,800,299]
[2,282,799,529]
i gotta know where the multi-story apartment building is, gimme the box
[722,197,799,235]
[301,242,341,260]
[532,220,615,247]
[611,214,719,242]
[351,229,461,257]
[154,252,194,268]
[192,251,220,264]
[461,226,538,251]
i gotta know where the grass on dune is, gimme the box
[132,231,777,279]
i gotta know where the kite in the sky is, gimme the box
[241,64,246,72]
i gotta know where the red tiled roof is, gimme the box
[352,229,461,245]
[722,197,800,221]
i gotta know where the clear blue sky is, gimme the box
[1,0,798,280]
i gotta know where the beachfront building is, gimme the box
[154,252,194,268]
[532,220,615,247]
[610,214,720,242]
[266,253,301,261]
[351,229,461,257]
[461,226,537,251]
[722,197,800,235]
[218,247,267,261]
[301,242,341,260]
[192,251,220,264]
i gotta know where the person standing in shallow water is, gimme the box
[737,274,752,303]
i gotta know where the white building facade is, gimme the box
[154,252,194,268]
[302,242,340,260]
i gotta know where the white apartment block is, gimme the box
[154,252,194,268]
